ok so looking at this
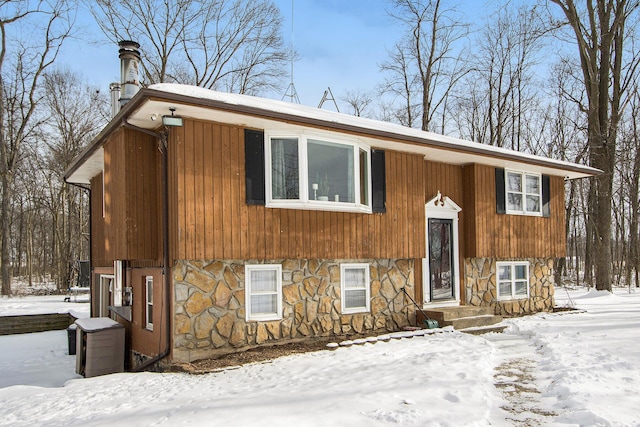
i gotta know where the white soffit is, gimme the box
[66,147,104,185]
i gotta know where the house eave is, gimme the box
[65,84,601,185]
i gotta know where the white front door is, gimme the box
[423,192,461,307]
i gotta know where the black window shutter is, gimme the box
[495,168,506,214]
[371,149,386,213]
[245,129,265,205]
[542,174,551,217]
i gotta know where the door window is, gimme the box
[428,219,454,301]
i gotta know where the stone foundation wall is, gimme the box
[172,259,416,363]
[464,258,555,316]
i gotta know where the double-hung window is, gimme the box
[506,170,542,215]
[267,134,372,212]
[340,264,371,314]
[245,264,282,321]
[145,276,153,331]
[496,261,529,300]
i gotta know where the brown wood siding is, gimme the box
[104,131,128,262]
[168,119,426,261]
[91,128,162,267]
[463,164,566,258]
[124,129,162,262]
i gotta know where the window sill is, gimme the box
[505,210,543,217]
[145,326,154,332]
[108,305,131,322]
[342,308,370,315]
[246,315,282,322]
[497,296,529,301]
[267,200,372,214]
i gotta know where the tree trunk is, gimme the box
[1,171,13,296]
[592,147,614,291]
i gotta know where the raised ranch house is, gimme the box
[65,83,599,368]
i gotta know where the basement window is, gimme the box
[245,264,282,321]
[496,261,530,300]
[340,263,371,314]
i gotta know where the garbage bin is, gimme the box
[67,323,77,355]
[75,317,125,378]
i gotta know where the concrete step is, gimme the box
[417,306,504,331]
[447,314,503,330]
[421,306,495,323]
[460,324,508,335]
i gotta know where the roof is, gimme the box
[64,83,600,185]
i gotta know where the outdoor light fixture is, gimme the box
[162,107,183,127]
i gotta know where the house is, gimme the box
[64,83,599,368]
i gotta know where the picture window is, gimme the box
[266,134,371,213]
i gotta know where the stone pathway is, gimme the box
[486,332,557,426]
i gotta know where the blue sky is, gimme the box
[59,1,488,110]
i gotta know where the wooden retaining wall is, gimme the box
[0,313,77,335]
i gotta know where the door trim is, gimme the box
[423,192,461,307]
[98,275,115,318]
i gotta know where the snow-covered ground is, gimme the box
[0,294,90,317]
[0,287,638,426]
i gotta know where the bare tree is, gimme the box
[89,0,289,95]
[550,0,640,291]
[0,0,74,296]
[544,60,590,285]
[341,89,375,118]
[380,0,469,132]
[379,42,419,127]
[618,83,640,287]
[455,3,548,148]
[40,68,106,290]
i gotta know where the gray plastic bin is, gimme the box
[67,323,77,355]
[75,317,125,378]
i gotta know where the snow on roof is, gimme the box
[65,83,599,185]
[147,83,600,177]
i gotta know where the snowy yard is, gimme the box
[0,287,638,426]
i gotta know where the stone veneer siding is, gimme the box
[464,258,555,316]
[172,259,416,363]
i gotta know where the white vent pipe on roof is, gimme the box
[118,40,141,108]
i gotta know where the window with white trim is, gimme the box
[267,134,372,212]
[496,261,530,300]
[340,263,371,313]
[506,170,542,215]
[113,260,124,307]
[145,276,153,331]
[245,264,282,321]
